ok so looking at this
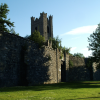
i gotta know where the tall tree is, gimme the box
[87,23,100,69]
[0,3,15,33]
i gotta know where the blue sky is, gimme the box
[1,0,100,58]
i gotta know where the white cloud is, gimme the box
[70,47,77,51]
[60,25,98,36]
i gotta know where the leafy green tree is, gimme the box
[24,30,46,48]
[0,3,15,33]
[87,23,100,69]
[69,53,74,56]
[73,52,85,58]
[10,28,19,36]
[49,35,62,50]
[48,36,72,58]
[61,46,72,55]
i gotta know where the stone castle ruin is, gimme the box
[0,12,100,88]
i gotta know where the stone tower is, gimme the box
[31,12,53,41]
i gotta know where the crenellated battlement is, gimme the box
[31,12,53,22]
[40,12,47,17]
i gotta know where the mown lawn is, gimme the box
[0,81,100,100]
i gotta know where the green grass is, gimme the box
[0,81,100,100]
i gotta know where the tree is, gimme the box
[49,35,63,50]
[0,3,15,33]
[48,36,72,56]
[73,52,85,58]
[61,46,72,55]
[10,28,19,36]
[87,23,100,69]
[24,30,46,48]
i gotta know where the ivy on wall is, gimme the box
[60,50,63,59]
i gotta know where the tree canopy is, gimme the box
[48,36,72,54]
[0,3,15,33]
[73,52,85,58]
[87,23,100,69]
[24,30,46,48]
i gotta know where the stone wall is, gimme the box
[0,32,62,88]
[68,56,92,81]
[64,52,69,82]
[69,56,86,67]
[0,32,100,88]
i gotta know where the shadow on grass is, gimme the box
[0,81,100,92]
[67,96,100,100]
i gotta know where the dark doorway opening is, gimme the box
[61,61,66,82]
[47,26,49,33]
[35,27,37,31]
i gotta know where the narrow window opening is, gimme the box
[35,27,37,31]
[47,26,49,33]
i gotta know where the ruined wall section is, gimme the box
[0,32,62,88]
[69,56,86,67]
[26,44,60,86]
[68,56,91,81]
[56,48,62,83]
[0,32,35,87]
[64,52,69,82]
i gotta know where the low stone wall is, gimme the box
[68,56,93,81]
[68,66,91,81]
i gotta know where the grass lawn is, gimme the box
[0,81,100,100]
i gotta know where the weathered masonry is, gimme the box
[0,12,100,88]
